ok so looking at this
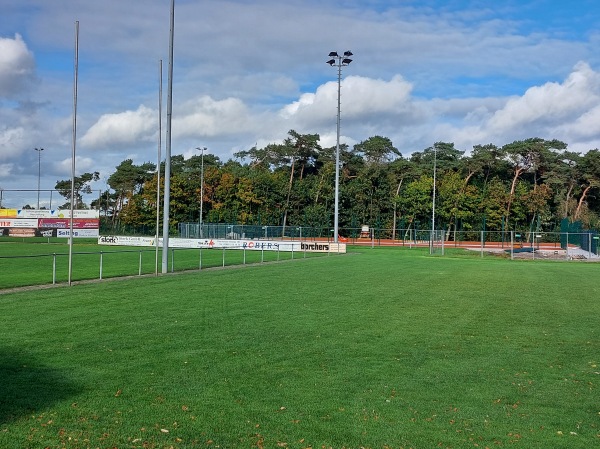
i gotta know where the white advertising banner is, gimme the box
[57,229,100,238]
[16,209,100,219]
[97,236,346,253]
[0,218,38,228]
[98,236,156,246]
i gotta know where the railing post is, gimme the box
[480,231,484,258]
[53,253,57,284]
[510,231,514,260]
[441,230,445,256]
[99,251,103,280]
[222,247,225,267]
[139,250,142,276]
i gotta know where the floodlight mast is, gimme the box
[326,50,353,244]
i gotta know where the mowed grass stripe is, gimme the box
[0,247,598,448]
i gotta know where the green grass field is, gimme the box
[1,246,599,448]
[0,239,325,289]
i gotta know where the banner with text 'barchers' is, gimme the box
[97,236,346,253]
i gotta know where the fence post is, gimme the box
[222,247,225,267]
[510,231,514,260]
[589,233,593,260]
[243,247,246,265]
[171,249,174,273]
[441,230,445,256]
[53,253,57,284]
[99,251,103,280]
[199,247,202,270]
[139,251,142,276]
[565,232,569,260]
[480,231,484,258]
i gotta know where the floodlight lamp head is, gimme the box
[343,50,353,56]
[342,58,352,65]
[328,51,339,57]
[326,59,336,66]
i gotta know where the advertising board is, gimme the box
[57,229,100,238]
[97,236,347,253]
[0,219,39,228]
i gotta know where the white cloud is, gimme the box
[0,163,14,178]
[0,126,26,161]
[0,34,36,98]
[487,62,600,134]
[80,105,157,148]
[281,75,418,129]
[175,96,254,138]
[54,156,96,178]
[423,62,600,153]
[555,105,600,141]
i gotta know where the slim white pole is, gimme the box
[161,0,175,273]
[200,148,204,237]
[430,145,437,255]
[68,20,79,286]
[155,59,163,275]
[35,148,44,209]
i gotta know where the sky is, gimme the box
[1,0,600,208]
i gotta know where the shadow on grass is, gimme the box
[0,348,81,424]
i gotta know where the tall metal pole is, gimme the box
[196,147,205,238]
[69,20,79,285]
[334,62,341,244]
[430,145,437,254]
[155,59,163,275]
[327,51,353,244]
[34,147,44,209]
[162,0,175,273]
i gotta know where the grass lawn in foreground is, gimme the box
[0,247,599,448]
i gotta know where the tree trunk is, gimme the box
[282,157,295,235]
[564,183,574,218]
[506,167,524,227]
[574,185,591,221]
[391,179,403,240]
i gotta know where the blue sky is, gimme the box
[1,0,600,208]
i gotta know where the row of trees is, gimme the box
[57,131,600,235]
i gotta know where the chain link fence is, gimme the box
[178,223,600,261]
